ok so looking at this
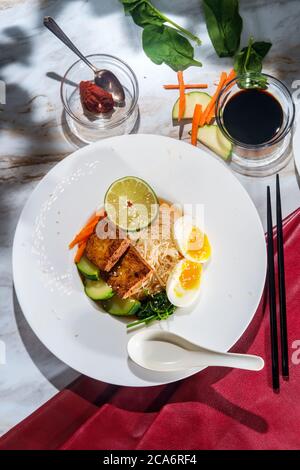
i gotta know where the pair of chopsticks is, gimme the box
[267,174,288,391]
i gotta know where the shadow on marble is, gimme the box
[0,26,32,68]
[38,0,203,35]
[38,0,140,54]
[0,27,66,174]
[13,288,79,390]
[47,71,77,88]
[0,26,34,138]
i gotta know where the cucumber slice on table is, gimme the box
[85,278,114,300]
[194,125,233,160]
[77,256,100,280]
[102,296,141,316]
[172,92,211,120]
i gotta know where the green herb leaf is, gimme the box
[202,0,243,57]
[234,37,272,74]
[121,0,142,11]
[234,37,272,88]
[122,0,164,27]
[120,0,201,71]
[127,291,176,329]
[251,41,272,59]
[120,0,201,43]
[143,24,202,71]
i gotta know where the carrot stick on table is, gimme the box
[163,84,208,90]
[74,240,87,263]
[177,71,186,121]
[191,104,202,146]
[204,71,228,125]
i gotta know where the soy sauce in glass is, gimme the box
[223,89,283,145]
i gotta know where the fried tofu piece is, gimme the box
[85,222,130,272]
[107,246,153,299]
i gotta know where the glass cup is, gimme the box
[216,73,295,177]
[61,54,139,144]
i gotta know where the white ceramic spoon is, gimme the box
[128,330,264,372]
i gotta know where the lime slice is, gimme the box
[104,177,159,231]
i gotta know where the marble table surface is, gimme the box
[1,0,300,437]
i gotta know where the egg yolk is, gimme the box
[179,260,202,290]
[187,226,211,261]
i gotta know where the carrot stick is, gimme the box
[74,241,87,263]
[163,84,208,90]
[177,71,186,121]
[207,71,236,123]
[204,71,227,124]
[69,226,96,249]
[191,104,202,146]
[69,213,101,249]
[225,69,236,84]
[214,69,236,87]
[86,211,98,225]
[223,69,237,92]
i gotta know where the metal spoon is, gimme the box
[128,330,264,372]
[43,16,125,105]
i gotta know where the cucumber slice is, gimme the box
[195,125,233,160]
[77,256,100,280]
[102,296,141,316]
[85,279,114,300]
[172,92,211,120]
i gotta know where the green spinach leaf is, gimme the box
[234,37,272,87]
[202,0,243,57]
[120,0,202,71]
[142,24,202,71]
[234,38,272,74]
[123,0,165,27]
[127,291,176,329]
[120,0,201,44]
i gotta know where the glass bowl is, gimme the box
[216,73,295,177]
[61,54,139,144]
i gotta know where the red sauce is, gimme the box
[79,80,114,114]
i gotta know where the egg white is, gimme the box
[173,215,210,263]
[166,259,201,308]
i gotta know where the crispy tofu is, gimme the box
[85,222,130,272]
[107,246,153,299]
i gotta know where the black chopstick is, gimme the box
[267,186,279,391]
[276,174,289,377]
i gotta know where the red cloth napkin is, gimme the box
[1,208,300,450]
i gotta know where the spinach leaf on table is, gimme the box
[143,25,202,71]
[120,0,202,71]
[121,0,201,43]
[122,0,166,27]
[202,0,243,57]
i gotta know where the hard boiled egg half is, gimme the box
[166,216,211,307]
[166,259,202,307]
[173,215,211,263]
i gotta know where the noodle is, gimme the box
[131,201,182,299]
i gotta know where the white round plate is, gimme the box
[13,134,266,386]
